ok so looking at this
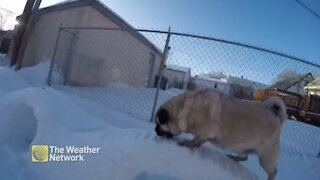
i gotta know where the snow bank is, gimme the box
[244,150,320,180]
[54,82,179,121]
[0,145,42,180]
[0,88,106,152]
[0,53,10,67]
[17,61,63,87]
[100,137,256,180]
[0,59,62,98]
[0,63,319,180]
[0,67,30,91]
[0,87,257,180]
[0,67,30,98]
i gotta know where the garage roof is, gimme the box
[37,0,163,57]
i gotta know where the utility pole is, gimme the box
[11,0,37,67]
[16,0,42,69]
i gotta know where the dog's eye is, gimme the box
[157,108,170,124]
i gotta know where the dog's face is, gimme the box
[155,107,182,138]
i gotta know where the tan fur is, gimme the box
[156,89,287,180]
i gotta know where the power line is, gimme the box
[295,0,320,20]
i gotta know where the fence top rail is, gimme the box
[61,27,170,34]
[61,26,320,68]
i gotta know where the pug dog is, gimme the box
[155,89,287,180]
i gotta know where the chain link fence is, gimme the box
[47,27,171,121]
[47,27,320,158]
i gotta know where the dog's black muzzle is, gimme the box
[155,125,173,138]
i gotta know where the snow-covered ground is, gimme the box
[0,53,10,67]
[0,59,319,180]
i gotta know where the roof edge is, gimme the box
[91,0,163,57]
[35,0,163,57]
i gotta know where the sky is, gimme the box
[0,0,319,62]
[0,0,319,83]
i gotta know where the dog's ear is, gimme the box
[157,108,170,124]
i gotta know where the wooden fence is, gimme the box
[254,88,320,127]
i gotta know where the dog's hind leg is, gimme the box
[257,141,280,180]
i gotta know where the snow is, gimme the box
[17,60,63,87]
[245,152,320,180]
[0,87,256,180]
[0,53,10,67]
[0,60,319,180]
[53,81,180,121]
[281,120,320,157]
[0,67,31,98]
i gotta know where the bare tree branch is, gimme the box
[0,8,16,30]
[277,69,299,82]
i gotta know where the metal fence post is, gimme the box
[63,31,77,85]
[46,27,62,86]
[150,27,171,122]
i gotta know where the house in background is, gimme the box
[18,0,163,87]
[188,74,232,94]
[162,65,191,90]
[186,73,267,99]
[270,73,314,95]
[228,75,267,100]
[228,75,267,90]
[305,77,320,95]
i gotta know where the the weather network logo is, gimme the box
[32,145,49,162]
[31,144,101,162]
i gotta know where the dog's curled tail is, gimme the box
[263,98,287,124]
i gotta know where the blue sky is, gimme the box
[1,0,319,83]
[104,0,320,64]
[1,0,319,62]
[101,0,320,84]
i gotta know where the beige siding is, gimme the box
[22,6,109,67]
[22,6,162,87]
[68,30,156,86]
